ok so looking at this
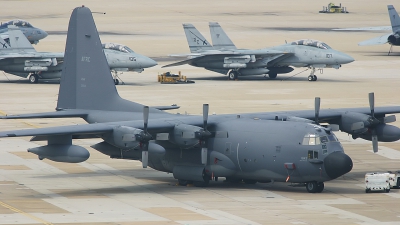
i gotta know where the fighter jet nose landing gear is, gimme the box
[307,67,318,81]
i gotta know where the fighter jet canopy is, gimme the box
[290,39,332,49]
[0,20,33,29]
[102,43,135,53]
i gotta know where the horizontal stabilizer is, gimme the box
[358,33,391,46]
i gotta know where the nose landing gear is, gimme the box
[306,181,324,193]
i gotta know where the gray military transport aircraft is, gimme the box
[0,25,157,84]
[0,19,48,44]
[163,23,354,81]
[1,6,400,193]
[358,5,400,55]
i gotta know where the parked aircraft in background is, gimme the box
[3,7,400,193]
[357,5,400,55]
[0,20,47,44]
[0,25,157,84]
[163,23,354,81]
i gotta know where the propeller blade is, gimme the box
[142,150,148,168]
[369,92,375,118]
[315,97,320,124]
[203,104,209,130]
[201,147,207,165]
[371,129,378,153]
[384,115,396,123]
[143,106,149,132]
[351,122,365,131]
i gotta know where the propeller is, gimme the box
[198,104,211,165]
[136,106,152,168]
[351,92,396,153]
[315,97,320,125]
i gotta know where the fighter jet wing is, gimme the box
[358,33,391,46]
[163,56,207,68]
[333,26,392,31]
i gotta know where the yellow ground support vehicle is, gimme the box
[157,71,194,84]
[319,3,349,13]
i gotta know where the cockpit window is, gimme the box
[302,133,338,145]
[0,20,33,29]
[290,39,332,49]
[102,42,135,53]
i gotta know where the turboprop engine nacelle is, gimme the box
[111,125,143,149]
[358,124,400,142]
[28,144,90,163]
[171,124,203,148]
[339,112,371,134]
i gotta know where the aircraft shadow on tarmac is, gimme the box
[190,75,355,83]
[30,169,372,195]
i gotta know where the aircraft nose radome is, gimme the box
[141,57,158,68]
[41,30,48,39]
[338,53,354,64]
[324,152,353,179]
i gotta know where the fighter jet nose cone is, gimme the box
[41,30,48,39]
[342,54,354,64]
[140,57,157,68]
[324,151,353,179]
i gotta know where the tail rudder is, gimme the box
[183,23,213,53]
[57,6,143,112]
[7,25,36,51]
[388,5,400,33]
[209,22,237,50]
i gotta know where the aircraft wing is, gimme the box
[358,33,391,46]
[333,26,392,31]
[0,123,114,138]
[0,110,88,119]
[163,56,207,68]
[163,50,289,68]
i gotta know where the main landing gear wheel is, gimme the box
[228,71,238,80]
[306,181,324,193]
[268,73,277,79]
[178,179,189,186]
[114,79,119,85]
[29,74,39,83]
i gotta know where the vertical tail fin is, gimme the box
[209,22,237,50]
[57,6,143,112]
[7,25,36,51]
[183,23,213,53]
[388,5,400,33]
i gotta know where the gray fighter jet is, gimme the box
[0,25,157,84]
[2,6,400,193]
[358,5,400,55]
[0,20,48,44]
[164,23,354,81]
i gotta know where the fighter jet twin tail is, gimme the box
[1,6,400,193]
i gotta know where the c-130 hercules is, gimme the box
[1,6,400,193]
[164,23,354,81]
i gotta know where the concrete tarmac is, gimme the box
[1,0,400,224]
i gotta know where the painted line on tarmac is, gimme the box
[0,201,53,225]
